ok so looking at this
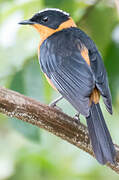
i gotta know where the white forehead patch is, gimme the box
[38,8,70,16]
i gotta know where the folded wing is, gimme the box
[40,30,95,116]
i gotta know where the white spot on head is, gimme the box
[38,8,70,17]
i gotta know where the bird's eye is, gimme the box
[42,16,48,22]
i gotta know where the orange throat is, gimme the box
[32,18,77,91]
[32,18,77,51]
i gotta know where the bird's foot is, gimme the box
[74,113,80,124]
[49,96,63,111]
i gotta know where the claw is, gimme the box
[74,113,80,124]
[49,102,57,108]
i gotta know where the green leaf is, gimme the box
[44,0,84,17]
[79,6,118,55]
[104,41,119,105]
[23,57,52,103]
[10,69,25,94]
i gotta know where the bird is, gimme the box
[19,8,116,165]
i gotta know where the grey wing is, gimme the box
[89,50,112,114]
[77,28,112,114]
[40,41,95,116]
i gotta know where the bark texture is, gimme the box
[0,86,119,174]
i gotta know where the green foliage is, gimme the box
[105,41,119,104]
[44,0,81,16]
[0,0,119,179]
[79,6,118,54]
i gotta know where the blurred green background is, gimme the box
[0,0,119,179]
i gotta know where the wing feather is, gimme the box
[75,28,112,114]
[40,28,111,116]
[41,42,94,116]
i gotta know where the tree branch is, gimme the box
[0,86,119,174]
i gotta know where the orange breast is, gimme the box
[35,18,76,91]
[34,17,77,55]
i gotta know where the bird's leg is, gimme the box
[74,113,81,124]
[49,96,63,111]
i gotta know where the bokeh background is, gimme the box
[0,0,119,179]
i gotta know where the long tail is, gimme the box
[86,102,116,164]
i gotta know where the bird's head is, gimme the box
[19,8,76,40]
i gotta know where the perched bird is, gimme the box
[19,8,116,164]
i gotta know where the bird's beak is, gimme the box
[18,20,35,25]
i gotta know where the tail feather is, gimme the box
[86,102,116,164]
